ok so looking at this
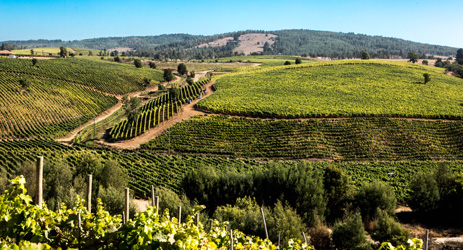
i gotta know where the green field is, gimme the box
[0,57,164,94]
[0,72,117,139]
[12,47,100,56]
[141,115,463,161]
[198,60,463,118]
[206,55,315,67]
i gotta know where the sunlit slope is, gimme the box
[0,72,117,139]
[198,60,463,118]
[0,57,164,95]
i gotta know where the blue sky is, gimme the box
[0,0,462,48]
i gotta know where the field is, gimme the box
[142,115,463,161]
[198,60,463,118]
[206,55,315,67]
[0,57,164,94]
[0,72,117,139]
[12,47,100,56]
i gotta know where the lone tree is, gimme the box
[32,58,38,66]
[361,51,370,60]
[59,46,67,58]
[295,58,302,64]
[422,60,428,65]
[457,48,463,65]
[408,52,419,63]
[163,69,174,82]
[19,79,30,90]
[423,73,431,84]
[149,62,156,69]
[284,61,291,65]
[134,59,142,68]
[177,63,188,75]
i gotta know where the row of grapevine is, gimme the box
[197,60,463,119]
[0,72,117,139]
[0,57,164,94]
[142,115,463,161]
[108,79,210,141]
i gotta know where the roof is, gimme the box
[0,50,14,55]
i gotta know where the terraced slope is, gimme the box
[0,57,164,94]
[198,60,463,118]
[142,115,463,161]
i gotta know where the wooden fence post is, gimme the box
[87,174,92,212]
[425,229,429,250]
[260,207,269,239]
[35,156,43,208]
[124,188,129,223]
[230,230,234,250]
[151,185,155,207]
[302,232,307,245]
[178,206,182,226]
[155,196,159,214]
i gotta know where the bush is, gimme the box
[324,164,352,223]
[295,58,302,64]
[422,60,428,65]
[148,62,156,69]
[154,186,194,220]
[409,172,439,213]
[354,182,396,223]
[134,59,142,68]
[267,200,306,248]
[309,223,333,250]
[361,51,370,60]
[332,212,372,250]
[186,77,194,85]
[284,61,291,65]
[371,209,410,246]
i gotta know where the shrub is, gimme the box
[284,61,291,65]
[361,51,370,60]
[324,164,352,223]
[422,60,428,65]
[186,77,194,85]
[134,59,142,68]
[309,224,333,250]
[295,58,302,64]
[423,73,431,84]
[332,212,372,250]
[354,182,396,222]
[148,62,156,69]
[371,209,410,246]
[409,172,439,213]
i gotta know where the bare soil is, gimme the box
[197,37,233,48]
[234,33,278,55]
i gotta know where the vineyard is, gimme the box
[0,72,117,139]
[197,60,463,118]
[141,115,463,161]
[0,57,164,94]
[108,80,210,141]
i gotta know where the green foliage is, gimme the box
[133,59,142,68]
[332,212,372,250]
[198,61,463,119]
[148,61,156,69]
[421,60,428,65]
[408,52,418,63]
[186,77,194,85]
[189,70,195,78]
[163,68,174,82]
[0,176,309,249]
[362,51,370,60]
[59,46,67,58]
[423,73,430,83]
[177,63,188,75]
[371,209,410,246]
[354,182,396,222]
[31,58,38,66]
[324,165,352,223]
[284,61,291,65]
[19,79,30,89]
[456,48,463,65]
[378,238,423,250]
[295,58,302,64]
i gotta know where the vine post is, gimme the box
[124,188,129,223]
[87,174,92,212]
[35,156,43,208]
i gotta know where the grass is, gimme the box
[206,55,315,67]
[198,60,463,119]
[12,47,99,56]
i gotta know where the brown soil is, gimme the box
[234,33,278,55]
[197,37,233,48]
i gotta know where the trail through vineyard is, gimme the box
[96,79,216,149]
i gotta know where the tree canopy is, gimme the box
[177,63,188,75]
[407,52,418,63]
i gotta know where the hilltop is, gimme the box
[2,29,458,59]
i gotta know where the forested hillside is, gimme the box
[2,29,457,59]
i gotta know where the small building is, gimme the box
[0,50,15,57]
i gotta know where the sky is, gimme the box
[0,0,462,48]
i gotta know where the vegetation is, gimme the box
[0,57,164,94]
[407,52,418,63]
[163,68,174,82]
[198,61,463,118]
[362,51,370,60]
[177,63,188,75]
[133,58,142,68]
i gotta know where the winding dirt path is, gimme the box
[95,80,216,150]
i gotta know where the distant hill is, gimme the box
[2,29,458,59]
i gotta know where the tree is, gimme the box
[422,60,428,65]
[189,71,195,78]
[88,50,93,56]
[295,58,302,64]
[148,62,156,69]
[284,61,291,65]
[186,77,194,85]
[163,69,174,82]
[114,56,120,62]
[407,52,419,63]
[19,79,30,89]
[423,73,431,84]
[177,63,188,75]
[30,49,34,56]
[361,51,370,60]
[59,46,67,58]
[32,58,38,66]
[456,48,463,65]
[134,59,142,68]
[435,58,443,67]
[332,212,372,250]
